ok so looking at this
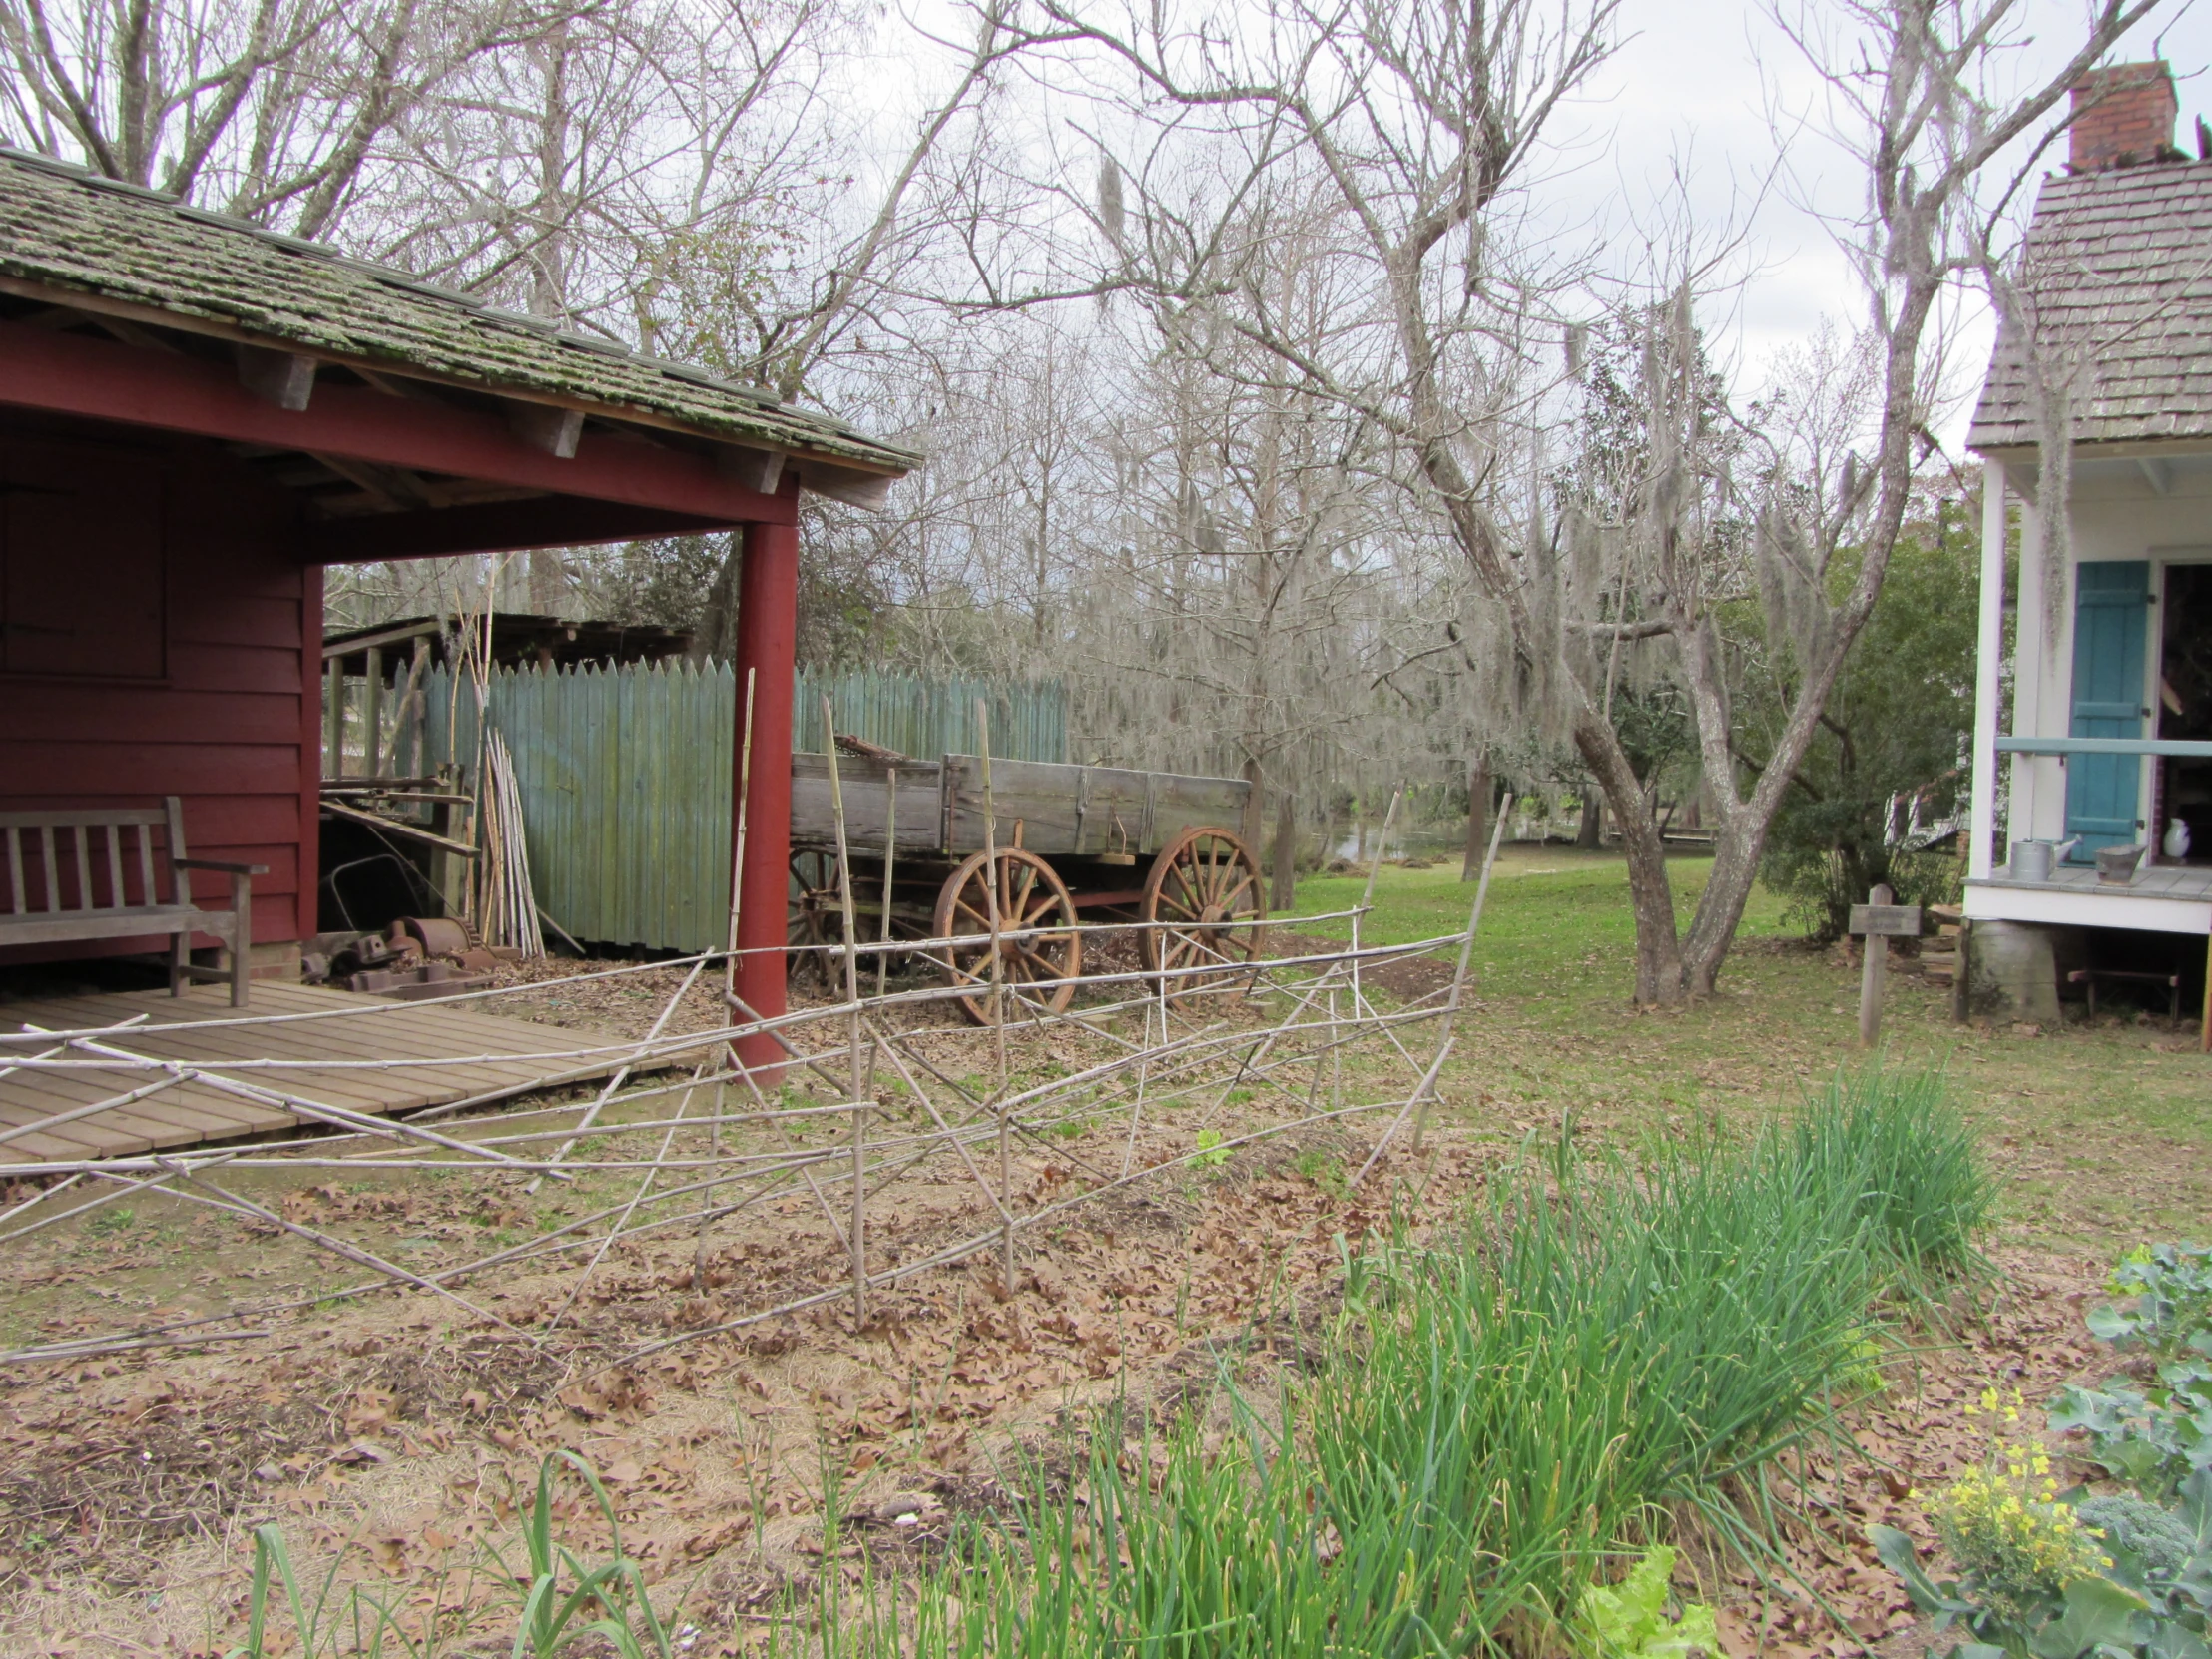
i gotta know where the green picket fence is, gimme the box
[425,664,1065,950]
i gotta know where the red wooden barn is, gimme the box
[0,145,914,1058]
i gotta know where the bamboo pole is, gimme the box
[975,699,1013,1295]
[364,646,383,779]
[877,768,898,998]
[546,1054,714,1334]
[723,671,759,1020]
[823,698,868,1326]
[1351,1036,1457,1187]
[1412,792,1510,1155]
[528,956,708,1189]
[704,670,756,1274]
[1353,789,1401,1014]
[324,658,344,780]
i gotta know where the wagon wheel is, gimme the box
[1139,827,1265,993]
[931,847,1082,1025]
[786,849,843,991]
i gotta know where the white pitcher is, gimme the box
[2166,817,2193,860]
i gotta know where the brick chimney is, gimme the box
[2069,62,2181,172]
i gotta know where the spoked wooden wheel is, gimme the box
[1140,827,1265,994]
[932,847,1082,1025]
[786,849,842,991]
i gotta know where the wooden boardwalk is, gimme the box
[0,981,619,1163]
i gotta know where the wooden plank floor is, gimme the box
[0,981,622,1163]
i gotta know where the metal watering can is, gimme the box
[2007,837,2081,882]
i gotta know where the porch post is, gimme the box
[2014,486,2050,842]
[733,518,798,1073]
[1970,458,2007,881]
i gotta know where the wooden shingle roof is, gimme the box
[1968,161,2212,453]
[0,146,916,476]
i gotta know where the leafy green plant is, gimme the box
[225,1454,679,1659]
[2092,1247,2212,1362]
[1877,1251,2212,1659]
[1192,1129,1231,1168]
[1786,1063,1993,1290]
[486,1451,678,1659]
[2050,1246,2212,1499]
[2048,1369,2212,1501]
[1874,1525,2150,1659]
[228,1524,351,1659]
[1878,1468,2212,1659]
[1579,1546,1719,1659]
[2081,1473,2212,1655]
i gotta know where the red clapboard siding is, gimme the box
[0,686,301,744]
[165,642,309,695]
[170,595,308,649]
[2,742,302,797]
[0,423,312,968]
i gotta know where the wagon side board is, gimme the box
[939,757,1248,855]
[791,754,945,854]
[791,753,1251,860]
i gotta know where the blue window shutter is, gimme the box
[2063,560,2151,859]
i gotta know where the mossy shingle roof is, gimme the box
[1970,162,2212,452]
[0,146,916,474]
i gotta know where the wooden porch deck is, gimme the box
[0,981,618,1164]
[1974,862,2212,900]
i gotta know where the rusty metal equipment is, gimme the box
[318,916,503,1000]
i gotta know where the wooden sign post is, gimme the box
[1848,883,1923,1048]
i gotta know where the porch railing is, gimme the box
[1995,736,2212,758]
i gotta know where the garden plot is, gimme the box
[0,905,1485,1649]
[1,855,2207,1655]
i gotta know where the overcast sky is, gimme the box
[1572,0,2212,446]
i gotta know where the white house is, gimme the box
[1965,62,2212,1038]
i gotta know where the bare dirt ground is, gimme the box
[0,1108,1481,1653]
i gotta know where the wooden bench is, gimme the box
[2068,967,2183,1025]
[0,799,268,1006]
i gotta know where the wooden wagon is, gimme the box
[790,752,1265,1022]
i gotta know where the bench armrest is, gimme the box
[173,858,270,875]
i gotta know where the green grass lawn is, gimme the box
[1286,847,2212,1251]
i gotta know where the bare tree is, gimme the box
[0,0,572,237]
[992,0,2160,1002]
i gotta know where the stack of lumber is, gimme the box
[1921,904,1964,981]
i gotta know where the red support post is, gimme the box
[298,561,325,950]
[733,518,799,1074]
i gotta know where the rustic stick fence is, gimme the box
[0,904,1494,1372]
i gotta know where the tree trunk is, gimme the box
[1270,787,1297,911]
[689,538,742,664]
[1239,756,1265,851]
[1679,814,1764,994]
[1574,710,1684,1004]
[1461,755,1490,881]
[1575,794,1602,849]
